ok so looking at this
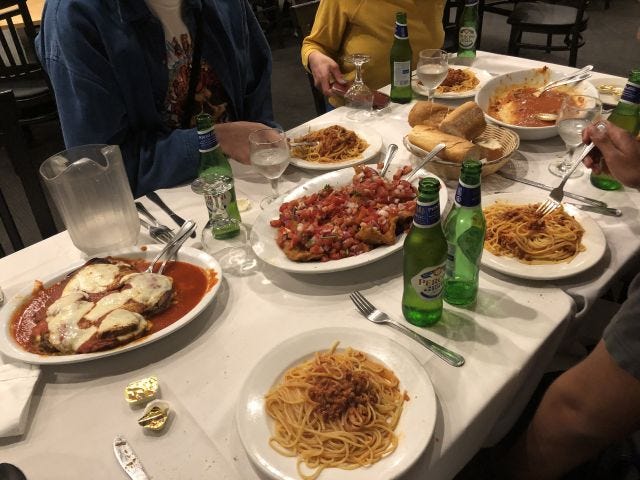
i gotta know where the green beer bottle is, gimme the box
[457,0,479,62]
[402,177,447,326]
[443,160,486,307]
[196,113,242,238]
[390,11,413,104]
[590,69,640,191]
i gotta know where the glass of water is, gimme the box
[416,49,449,103]
[249,127,290,209]
[550,95,602,178]
[343,53,374,121]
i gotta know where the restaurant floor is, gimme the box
[0,2,639,477]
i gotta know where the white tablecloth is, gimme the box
[1,51,637,480]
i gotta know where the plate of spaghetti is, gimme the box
[250,166,448,273]
[412,67,492,99]
[235,327,437,480]
[481,193,606,280]
[287,122,383,171]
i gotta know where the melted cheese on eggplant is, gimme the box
[98,309,147,341]
[84,291,133,322]
[45,293,96,353]
[62,263,123,296]
[123,273,173,309]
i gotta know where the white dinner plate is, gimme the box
[0,245,222,365]
[412,66,492,99]
[287,121,383,171]
[481,192,607,280]
[590,76,626,107]
[250,168,448,274]
[235,327,437,480]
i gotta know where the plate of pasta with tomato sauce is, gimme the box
[250,166,448,274]
[0,245,222,364]
[287,122,383,171]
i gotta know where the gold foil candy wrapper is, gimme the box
[125,376,159,405]
[138,400,170,431]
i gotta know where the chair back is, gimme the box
[0,0,40,81]
[0,88,57,246]
[290,0,326,116]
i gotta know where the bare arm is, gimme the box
[503,340,640,479]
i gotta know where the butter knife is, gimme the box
[114,435,149,480]
[566,203,622,217]
[146,192,196,238]
[496,171,608,208]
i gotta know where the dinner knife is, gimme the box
[145,191,196,238]
[566,203,622,217]
[113,435,150,480]
[496,171,608,208]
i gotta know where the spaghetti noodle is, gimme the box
[484,202,586,264]
[264,343,408,480]
[291,125,369,163]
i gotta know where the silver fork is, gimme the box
[349,291,465,367]
[136,202,174,239]
[536,141,597,217]
[139,217,173,243]
[146,220,196,274]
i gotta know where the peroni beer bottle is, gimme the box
[196,113,242,238]
[443,160,486,307]
[457,0,479,62]
[390,11,413,104]
[590,69,640,191]
[402,177,447,326]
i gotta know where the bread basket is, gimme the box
[403,124,520,180]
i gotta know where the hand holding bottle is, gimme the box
[308,51,347,96]
[583,121,640,188]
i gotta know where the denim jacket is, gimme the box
[36,0,274,196]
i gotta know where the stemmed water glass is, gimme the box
[549,94,602,178]
[343,53,374,121]
[249,127,290,209]
[416,49,449,103]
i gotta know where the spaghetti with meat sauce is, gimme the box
[270,165,416,262]
[265,342,408,480]
[291,125,369,164]
[484,202,585,264]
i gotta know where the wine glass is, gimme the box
[343,53,374,121]
[549,94,602,178]
[416,49,449,103]
[249,127,290,209]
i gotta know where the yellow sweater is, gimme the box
[301,0,446,96]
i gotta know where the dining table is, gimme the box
[1,51,638,480]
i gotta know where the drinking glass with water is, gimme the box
[249,127,290,209]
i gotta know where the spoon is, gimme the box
[379,143,398,177]
[534,112,558,122]
[533,65,593,97]
[146,220,196,274]
[405,143,447,181]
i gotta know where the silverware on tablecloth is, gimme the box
[566,203,622,217]
[146,220,196,274]
[145,192,196,238]
[136,202,174,241]
[496,171,608,208]
[139,217,173,243]
[113,435,150,480]
[349,291,465,367]
[537,142,597,217]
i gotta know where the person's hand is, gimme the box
[214,121,269,164]
[582,120,640,188]
[307,51,346,96]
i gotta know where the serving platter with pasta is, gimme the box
[249,167,448,274]
[481,193,606,280]
[235,327,437,480]
[287,122,383,171]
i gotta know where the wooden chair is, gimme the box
[506,0,590,67]
[0,89,57,246]
[289,0,326,116]
[0,0,58,129]
[0,184,22,257]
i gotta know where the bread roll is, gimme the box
[439,101,486,140]
[408,125,481,164]
[475,137,503,161]
[408,101,452,128]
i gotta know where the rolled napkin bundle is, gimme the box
[407,125,482,164]
[0,359,41,437]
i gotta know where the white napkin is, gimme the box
[0,358,40,437]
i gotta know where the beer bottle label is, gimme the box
[413,199,440,227]
[197,126,219,153]
[454,180,481,207]
[394,22,408,39]
[619,81,640,105]
[459,27,477,50]
[393,61,411,87]
[411,263,445,300]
